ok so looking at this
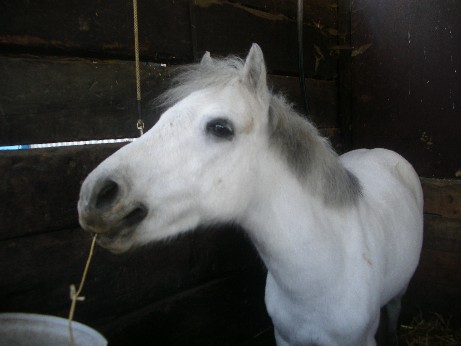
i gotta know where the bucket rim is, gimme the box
[0,312,107,344]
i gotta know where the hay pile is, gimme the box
[399,313,461,345]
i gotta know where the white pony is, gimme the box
[78,44,423,345]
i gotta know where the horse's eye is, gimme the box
[206,118,234,140]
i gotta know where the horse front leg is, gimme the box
[384,294,404,346]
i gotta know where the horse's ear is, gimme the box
[243,43,268,98]
[200,51,213,66]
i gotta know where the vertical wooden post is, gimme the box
[337,0,353,151]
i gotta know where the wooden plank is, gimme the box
[190,0,338,78]
[336,0,353,150]
[424,214,461,253]
[405,279,461,321]
[405,178,461,317]
[0,225,265,331]
[0,0,337,73]
[0,0,193,63]
[0,55,338,145]
[100,275,273,345]
[0,143,126,240]
[350,0,461,178]
[413,248,461,291]
[421,178,461,219]
[226,0,338,29]
[0,56,175,145]
[407,248,461,319]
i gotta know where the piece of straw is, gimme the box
[68,234,98,346]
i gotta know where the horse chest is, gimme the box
[264,266,378,346]
[264,273,331,345]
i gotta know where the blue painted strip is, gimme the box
[0,145,30,151]
[0,139,136,151]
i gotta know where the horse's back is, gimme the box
[341,148,423,210]
[340,148,423,304]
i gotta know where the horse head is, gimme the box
[78,44,271,253]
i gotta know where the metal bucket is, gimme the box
[0,313,107,346]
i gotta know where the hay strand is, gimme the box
[68,234,98,346]
[399,312,461,346]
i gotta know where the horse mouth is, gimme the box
[96,233,133,254]
[80,205,148,254]
[95,223,138,253]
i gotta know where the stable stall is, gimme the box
[0,1,459,344]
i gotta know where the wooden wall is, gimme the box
[0,0,460,344]
[408,179,461,319]
[351,0,460,179]
[0,0,342,144]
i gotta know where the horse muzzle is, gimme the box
[78,175,148,250]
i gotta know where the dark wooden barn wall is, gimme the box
[0,0,339,75]
[0,57,338,147]
[0,0,341,147]
[351,0,460,179]
[406,179,461,320]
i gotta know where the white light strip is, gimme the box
[0,138,136,151]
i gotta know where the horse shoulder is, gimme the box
[340,148,423,300]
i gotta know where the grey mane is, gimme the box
[268,94,362,206]
[157,56,361,206]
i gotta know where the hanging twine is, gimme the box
[68,234,98,346]
[133,0,144,136]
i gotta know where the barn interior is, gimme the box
[0,1,460,344]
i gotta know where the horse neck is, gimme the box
[241,150,349,297]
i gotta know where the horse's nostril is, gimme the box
[123,206,148,227]
[95,179,119,209]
